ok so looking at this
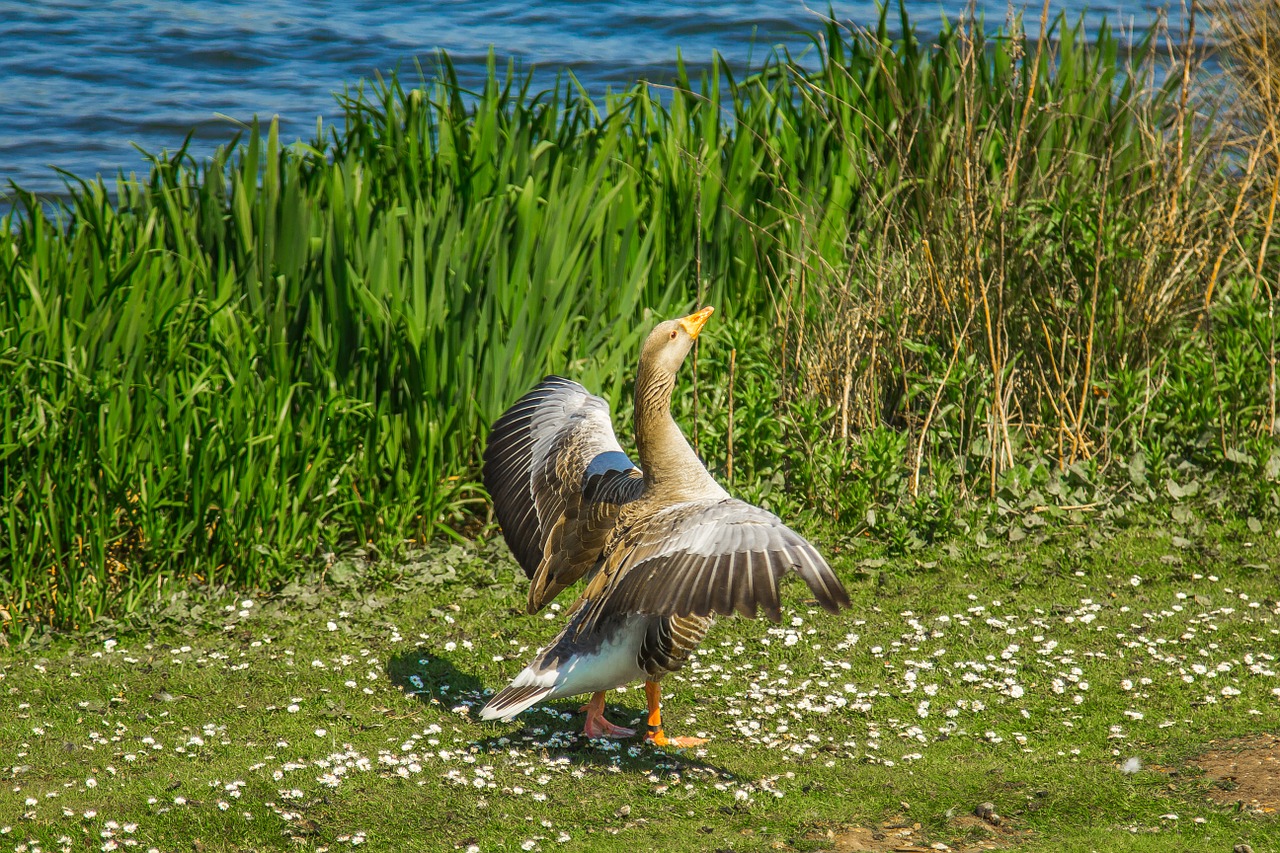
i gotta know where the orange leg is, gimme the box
[643,680,708,748]
[581,691,636,739]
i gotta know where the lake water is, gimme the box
[3,0,1174,195]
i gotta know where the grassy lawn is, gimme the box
[3,3,1278,851]
[2,505,1277,852]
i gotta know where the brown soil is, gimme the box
[805,812,1031,852]
[1188,733,1280,814]
[798,736,1280,852]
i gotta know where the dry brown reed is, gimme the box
[777,3,1271,495]
[1209,0,1280,433]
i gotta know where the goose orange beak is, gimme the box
[678,306,715,340]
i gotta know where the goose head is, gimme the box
[638,306,714,379]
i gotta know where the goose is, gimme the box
[478,306,850,746]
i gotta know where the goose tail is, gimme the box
[479,668,558,721]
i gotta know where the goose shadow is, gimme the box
[385,649,732,776]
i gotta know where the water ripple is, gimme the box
[1,0,1168,194]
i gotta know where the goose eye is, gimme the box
[669,330,678,340]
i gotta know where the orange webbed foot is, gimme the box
[645,730,709,749]
[641,681,706,748]
[584,715,637,739]
[581,690,636,739]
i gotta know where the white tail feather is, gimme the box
[478,666,560,721]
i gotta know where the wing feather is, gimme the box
[710,551,734,617]
[733,550,756,618]
[573,498,850,638]
[482,376,644,613]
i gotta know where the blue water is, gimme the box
[2,1,1173,195]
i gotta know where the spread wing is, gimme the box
[571,498,850,638]
[482,375,645,613]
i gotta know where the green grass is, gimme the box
[4,4,1277,635]
[2,503,1277,851]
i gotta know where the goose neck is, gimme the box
[634,364,708,490]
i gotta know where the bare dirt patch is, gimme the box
[1189,734,1280,814]
[805,812,1031,852]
